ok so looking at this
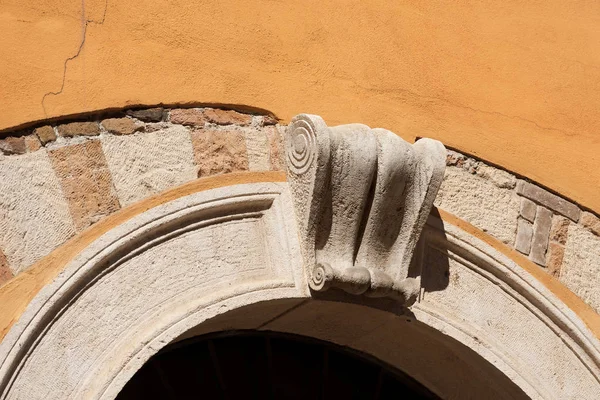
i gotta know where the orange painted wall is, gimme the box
[1,1,599,211]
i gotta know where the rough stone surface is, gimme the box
[435,166,520,244]
[549,215,570,245]
[476,165,516,189]
[0,249,12,286]
[529,206,552,266]
[191,129,249,177]
[169,108,206,126]
[24,135,41,152]
[203,108,252,126]
[516,180,580,221]
[262,115,278,126]
[580,211,600,236]
[0,137,26,155]
[519,197,536,223]
[514,218,533,255]
[102,126,196,207]
[57,122,100,138]
[267,126,285,171]
[561,223,600,312]
[33,126,57,145]
[0,151,75,274]
[547,242,565,278]
[49,141,121,231]
[244,128,270,171]
[101,118,141,135]
[126,108,164,122]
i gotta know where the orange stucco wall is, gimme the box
[1,1,599,212]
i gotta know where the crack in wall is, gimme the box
[41,0,109,116]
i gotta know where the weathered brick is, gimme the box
[0,248,13,286]
[191,129,248,177]
[49,140,121,231]
[516,180,580,221]
[170,108,207,126]
[24,135,42,152]
[519,197,536,222]
[57,122,100,137]
[126,107,164,122]
[529,206,552,266]
[101,118,142,135]
[203,108,253,126]
[0,137,27,155]
[514,218,533,255]
[546,242,565,278]
[580,211,600,237]
[34,125,57,145]
[266,126,285,171]
[549,215,570,245]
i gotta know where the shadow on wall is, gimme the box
[307,207,450,320]
[420,207,451,294]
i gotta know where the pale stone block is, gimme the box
[516,180,580,221]
[245,128,270,171]
[519,197,536,222]
[101,126,196,207]
[561,223,600,312]
[514,218,533,255]
[434,166,520,244]
[529,206,552,266]
[0,151,75,273]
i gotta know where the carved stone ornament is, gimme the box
[286,114,446,303]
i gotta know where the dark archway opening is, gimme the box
[118,330,440,399]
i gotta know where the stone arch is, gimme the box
[0,173,599,399]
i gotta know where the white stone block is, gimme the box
[102,126,196,207]
[0,151,75,273]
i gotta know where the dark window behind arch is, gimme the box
[118,330,439,399]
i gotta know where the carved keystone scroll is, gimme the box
[286,114,446,304]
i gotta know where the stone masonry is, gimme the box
[0,110,599,313]
[436,150,600,311]
[0,107,283,276]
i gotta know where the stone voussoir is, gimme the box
[0,136,27,155]
[529,206,552,266]
[514,218,533,255]
[101,118,142,135]
[126,107,165,122]
[203,108,253,126]
[33,125,57,145]
[519,197,537,223]
[57,122,100,138]
[24,135,42,152]
[169,108,207,126]
[516,180,580,222]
